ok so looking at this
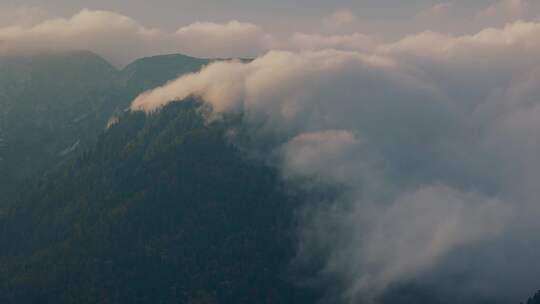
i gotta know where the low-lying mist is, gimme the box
[131,21,540,303]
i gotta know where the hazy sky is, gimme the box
[2,0,535,35]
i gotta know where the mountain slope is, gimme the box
[121,54,209,99]
[0,100,315,304]
[0,51,209,203]
[0,51,120,200]
[523,291,540,304]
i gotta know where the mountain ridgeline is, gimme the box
[0,51,209,202]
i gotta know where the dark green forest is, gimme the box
[0,51,209,202]
[0,100,317,303]
[523,291,540,304]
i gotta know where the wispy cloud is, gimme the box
[476,0,529,25]
[0,9,266,66]
[323,9,358,29]
[131,19,540,302]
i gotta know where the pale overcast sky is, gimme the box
[1,0,539,64]
[2,0,532,35]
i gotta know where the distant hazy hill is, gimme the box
[0,100,315,303]
[0,51,208,202]
[121,53,209,98]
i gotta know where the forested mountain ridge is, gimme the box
[523,291,540,304]
[0,100,316,303]
[0,51,209,203]
[0,51,119,200]
[121,54,210,99]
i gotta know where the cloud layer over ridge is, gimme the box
[131,19,540,303]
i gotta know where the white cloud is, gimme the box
[283,130,361,184]
[3,2,535,68]
[0,9,266,66]
[340,186,511,302]
[130,19,540,302]
[131,49,407,119]
[0,9,157,65]
[383,20,540,59]
[174,20,265,58]
[411,0,538,36]
[323,9,358,29]
[0,6,49,27]
[0,8,379,66]
[415,2,453,23]
[282,33,378,52]
[476,0,529,26]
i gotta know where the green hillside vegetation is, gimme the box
[523,291,540,304]
[0,51,209,203]
[121,54,210,99]
[0,100,316,303]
